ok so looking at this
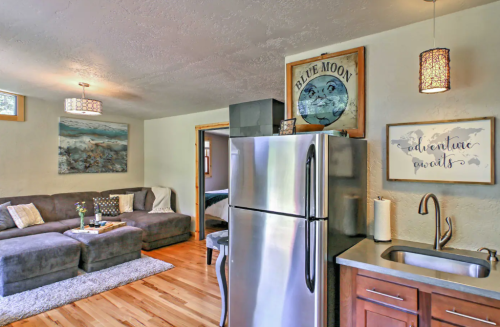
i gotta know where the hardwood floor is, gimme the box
[8,234,225,327]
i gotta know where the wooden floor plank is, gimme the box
[7,231,225,327]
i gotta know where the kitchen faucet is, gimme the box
[418,193,452,251]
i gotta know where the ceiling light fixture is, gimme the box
[419,0,450,94]
[64,82,102,115]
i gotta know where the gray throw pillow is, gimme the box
[0,202,16,231]
[126,190,147,211]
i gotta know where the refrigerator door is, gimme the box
[229,207,326,327]
[229,135,328,218]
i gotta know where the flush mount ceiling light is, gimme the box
[64,82,102,115]
[419,0,450,94]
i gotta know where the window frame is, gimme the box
[0,90,25,122]
[204,137,212,178]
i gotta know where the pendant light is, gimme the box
[419,0,450,94]
[64,82,102,115]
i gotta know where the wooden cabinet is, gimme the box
[356,299,418,327]
[340,266,500,327]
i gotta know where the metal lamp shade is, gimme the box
[419,48,450,94]
[64,98,102,115]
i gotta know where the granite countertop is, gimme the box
[336,238,500,300]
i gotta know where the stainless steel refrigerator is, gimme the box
[228,134,367,327]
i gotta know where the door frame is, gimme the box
[195,121,230,240]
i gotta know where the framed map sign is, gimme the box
[286,47,365,138]
[387,117,495,185]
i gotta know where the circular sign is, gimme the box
[297,75,349,127]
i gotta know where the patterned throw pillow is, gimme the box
[93,197,120,216]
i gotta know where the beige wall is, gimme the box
[144,108,229,231]
[205,132,229,192]
[285,2,500,251]
[0,97,144,197]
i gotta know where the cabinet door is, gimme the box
[356,299,418,327]
[431,320,455,327]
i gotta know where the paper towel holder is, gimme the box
[374,196,392,243]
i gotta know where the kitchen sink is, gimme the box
[381,246,490,278]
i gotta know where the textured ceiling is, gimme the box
[0,0,496,119]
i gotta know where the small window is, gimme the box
[204,139,212,177]
[0,91,25,122]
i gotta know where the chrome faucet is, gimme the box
[418,193,452,251]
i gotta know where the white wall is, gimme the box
[144,108,229,231]
[286,2,500,251]
[0,97,144,197]
[205,132,229,192]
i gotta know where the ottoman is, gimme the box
[64,226,142,273]
[0,232,81,297]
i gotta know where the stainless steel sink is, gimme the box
[382,246,490,278]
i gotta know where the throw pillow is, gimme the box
[126,190,147,211]
[0,202,16,231]
[110,194,134,213]
[7,203,45,229]
[149,187,174,214]
[93,197,120,216]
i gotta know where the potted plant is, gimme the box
[75,202,87,230]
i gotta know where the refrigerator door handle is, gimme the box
[305,144,316,293]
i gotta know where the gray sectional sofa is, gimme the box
[0,187,191,250]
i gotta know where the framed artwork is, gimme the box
[387,117,495,185]
[58,117,128,174]
[279,118,296,135]
[286,46,365,138]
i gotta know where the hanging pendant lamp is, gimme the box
[64,82,102,115]
[419,0,450,94]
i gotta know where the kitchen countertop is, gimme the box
[336,238,500,301]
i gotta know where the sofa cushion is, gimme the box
[0,232,81,284]
[7,203,45,229]
[144,188,155,211]
[52,192,101,220]
[0,195,56,222]
[119,211,191,242]
[126,190,147,211]
[110,194,134,213]
[0,222,68,241]
[0,202,16,231]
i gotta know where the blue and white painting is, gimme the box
[58,117,128,174]
[291,52,359,131]
[298,75,348,126]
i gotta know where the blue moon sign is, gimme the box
[297,75,348,126]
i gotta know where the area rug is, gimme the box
[0,256,174,326]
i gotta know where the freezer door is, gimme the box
[229,134,328,217]
[229,207,326,327]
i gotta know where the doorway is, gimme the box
[195,122,229,240]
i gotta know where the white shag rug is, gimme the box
[0,256,174,326]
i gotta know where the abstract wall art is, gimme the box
[58,117,128,174]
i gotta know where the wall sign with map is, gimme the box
[387,117,495,185]
[286,47,365,138]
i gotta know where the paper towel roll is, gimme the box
[374,198,391,242]
[343,195,359,236]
